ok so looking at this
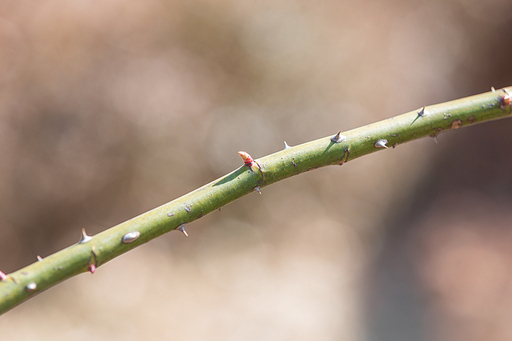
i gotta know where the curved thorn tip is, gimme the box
[331,130,347,143]
[176,224,189,237]
[79,228,93,244]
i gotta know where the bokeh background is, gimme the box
[1,0,512,340]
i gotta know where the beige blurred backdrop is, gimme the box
[1,0,512,340]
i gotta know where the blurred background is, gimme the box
[1,0,512,339]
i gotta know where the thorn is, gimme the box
[176,224,188,237]
[37,255,43,261]
[218,208,222,213]
[253,186,261,194]
[432,135,438,144]
[184,205,192,213]
[0,271,7,281]
[417,106,427,117]
[167,212,175,217]
[238,151,254,166]
[374,139,389,149]
[331,130,347,143]
[122,231,140,244]
[283,141,291,149]
[25,282,37,292]
[79,228,93,244]
[491,86,496,92]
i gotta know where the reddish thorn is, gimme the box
[253,186,262,194]
[37,255,43,261]
[0,271,7,281]
[238,151,254,166]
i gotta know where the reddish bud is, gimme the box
[500,91,511,109]
[238,151,254,166]
[0,271,7,281]
[88,264,96,274]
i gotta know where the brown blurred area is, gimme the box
[1,0,512,339]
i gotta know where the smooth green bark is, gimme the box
[1,87,511,314]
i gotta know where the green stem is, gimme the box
[1,87,511,314]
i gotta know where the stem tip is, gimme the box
[500,89,511,110]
